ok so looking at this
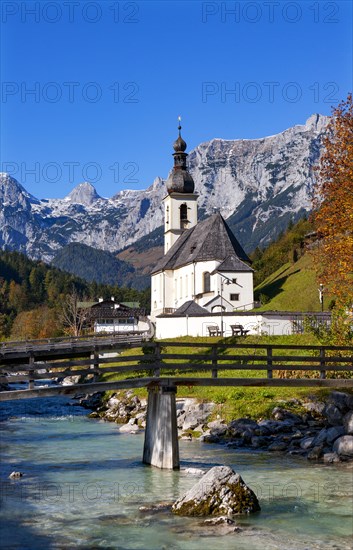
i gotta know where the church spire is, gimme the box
[166,117,195,194]
[173,116,187,154]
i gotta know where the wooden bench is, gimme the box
[207,325,221,337]
[230,324,250,337]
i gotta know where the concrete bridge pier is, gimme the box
[143,385,179,469]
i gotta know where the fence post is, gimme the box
[28,354,35,390]
[212,344,218,378]
[320,347,326,379]
[93,347,100,382]
[267,346,273,379]
[154,342,161,378]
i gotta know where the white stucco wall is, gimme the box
[154,313,297,339]
[151,262,254,321]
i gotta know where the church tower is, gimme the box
[163,120,198,253]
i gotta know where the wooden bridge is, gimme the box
[1,337,352,469]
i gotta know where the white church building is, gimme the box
[151,124,255,332]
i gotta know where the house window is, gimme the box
[203,272,211,293]
[185,274,188,298]
[180,203,188,229]
[230,293,240,301]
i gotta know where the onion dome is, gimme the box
[166,119,195,194]
[173,124,187,152]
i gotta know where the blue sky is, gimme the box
[1,0,352,198]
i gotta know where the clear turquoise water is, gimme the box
[0,397,352,549]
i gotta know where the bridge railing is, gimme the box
[1,341,353,399]
[0,332,149,355]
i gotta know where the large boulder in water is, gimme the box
[171,465,260,516]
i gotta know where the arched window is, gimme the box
[203,272,211,293]
[180,203,188,229]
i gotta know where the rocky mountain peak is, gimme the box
[65,182,101,205]
[304,113,330,132]
[0,172,37,205]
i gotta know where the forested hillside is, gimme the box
[0,250,150,340]
[52,243,134,285]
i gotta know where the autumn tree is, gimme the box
[10,307,62,340]
[312,94,353,311]
[60,289,91,336]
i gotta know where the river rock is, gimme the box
[303,400,326,416]
[203,516,235,525]
[326,426,345,445]
[324,404,343,426]
[107,396,121,408]
[9,471,24,479]
[333,435,353,458]
[272,407,302,424]
[79,392,104,409]
[257,419,291,434]
[323,452,340,463]
[183,467,205,476]
[62,374,83,386]
[300,436,315,450]
[172,466,260,516]
[228,418,258,437]
[343,411,353,435]
[312,428,328,446]
[207,420,228,437]
[346,394,353,409]
[307,445,323,460]
[328,391,350,413]
[119,423,139,433]
[176,399,214,432]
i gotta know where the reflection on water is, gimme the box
[0,396,352,549]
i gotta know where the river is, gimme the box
[0,396,352,549]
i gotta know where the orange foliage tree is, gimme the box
[312,94,353,311]
[10,307,62,340]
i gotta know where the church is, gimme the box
[150,123,254,324]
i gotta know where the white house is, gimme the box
[150,123,254,322]
[83,298,149,334]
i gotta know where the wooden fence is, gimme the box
[1,341,353,400]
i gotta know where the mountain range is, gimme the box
[0,114,329,288]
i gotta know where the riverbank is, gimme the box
[78,389,353,463]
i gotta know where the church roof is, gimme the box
[171,300,209,316]
[214,254,253,272]
[152,212,251,274]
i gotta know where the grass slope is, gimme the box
[255,253,333,312]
